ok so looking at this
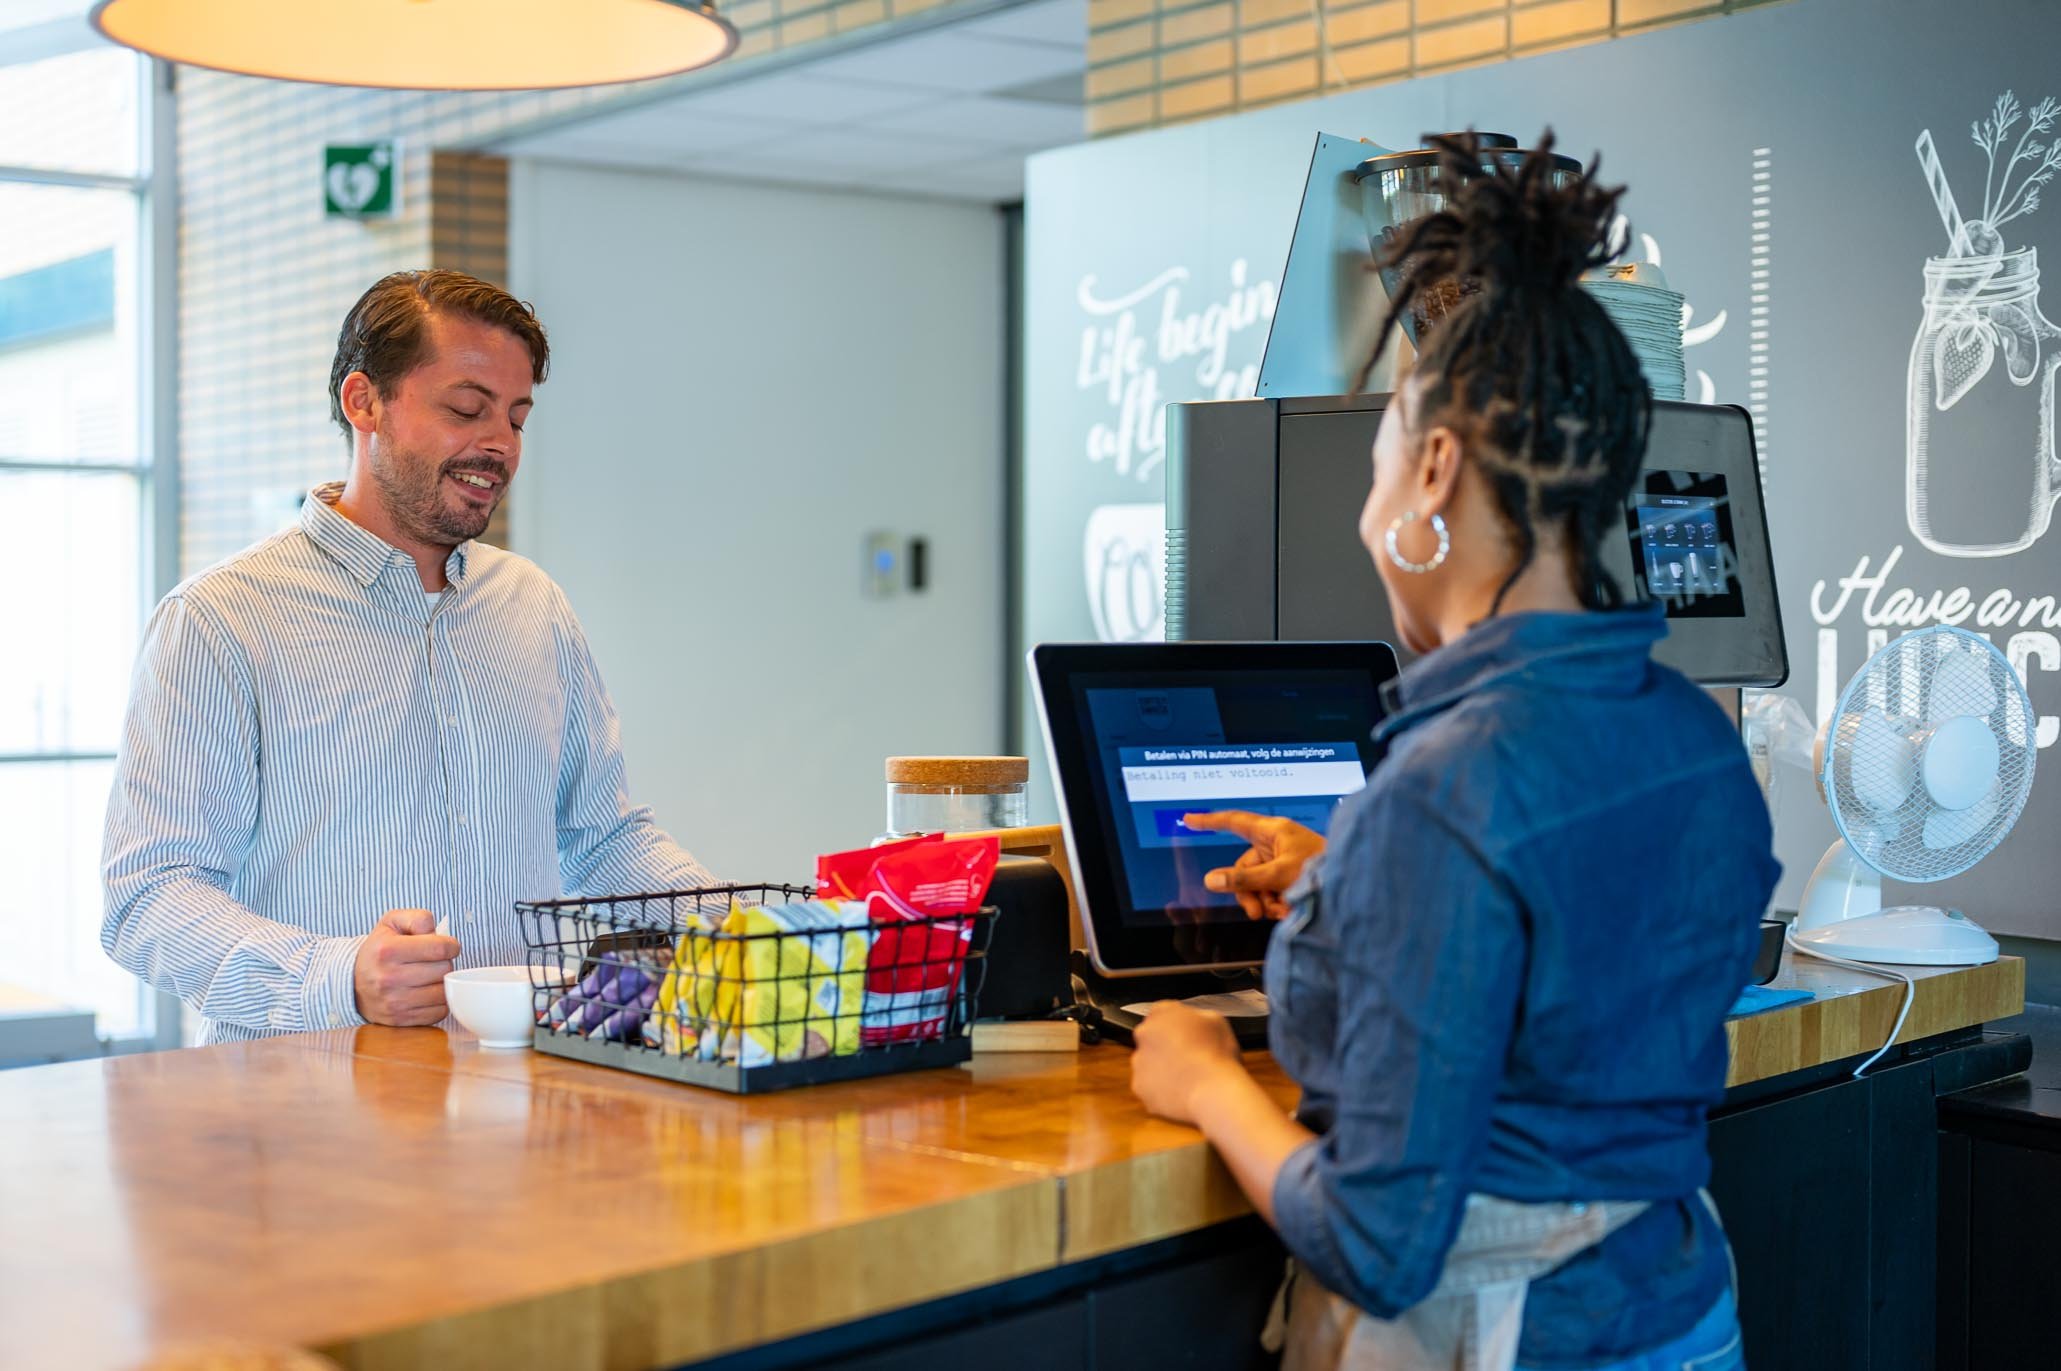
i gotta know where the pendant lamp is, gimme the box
[91,0,738,90]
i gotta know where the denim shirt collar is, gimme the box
[301,481,471,590]
[1375,602,1668,744]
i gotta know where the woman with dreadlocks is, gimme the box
[1128,133,1778,1371]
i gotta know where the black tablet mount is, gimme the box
[1068,950,1272,1050]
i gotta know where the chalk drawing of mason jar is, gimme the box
[1907,246,2061,558]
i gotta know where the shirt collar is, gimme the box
[301,482,471,589]
[1375,601,1669,743]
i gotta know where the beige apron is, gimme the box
[1262,1193,1659,1371]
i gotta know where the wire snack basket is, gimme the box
[516,883,996,1094]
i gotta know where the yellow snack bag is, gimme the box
[657,901,743,1058]
[727,901,872,1066]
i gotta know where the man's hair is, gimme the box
[328,269,550,440]
[1358,131,1652,614]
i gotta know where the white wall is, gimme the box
[510,162,1005,882]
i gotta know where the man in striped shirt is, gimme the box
[102,270,714,1044]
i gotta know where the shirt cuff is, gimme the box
[300,934,369,1032]
[1272,1137,1333,1269]
[1272,1137,1393,1317]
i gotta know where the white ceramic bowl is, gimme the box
[444,966,540,1049]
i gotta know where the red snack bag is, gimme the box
[816,833,943,902]
[862,834,999,919]
[815,836,999,1044]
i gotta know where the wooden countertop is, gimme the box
[0,957,2021,1371]
[1725,950,2022,1087]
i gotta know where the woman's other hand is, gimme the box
[1130,1000,1242,1124]
[1180,811,1327,920]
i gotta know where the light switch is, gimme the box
[862,531,898,598]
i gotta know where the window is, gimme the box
[0,11,173,1050]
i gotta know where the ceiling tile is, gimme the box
[686,126,1015,181]
[496,8,1086,189]
[957,0,1088,49]
[506,139,680,176]
[864,94,1084,147]
[665,141,846,187]
[806,31,1083,94]
[661,72,937,123]
[992,69,1084,106]
[507,108,795,158]
[587,107,799,151]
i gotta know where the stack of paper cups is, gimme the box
[1580,261,1686,402]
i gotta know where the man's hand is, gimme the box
[1131,1000,1244,1124]
[1179,811,1328,920]
[353,909,462,1026]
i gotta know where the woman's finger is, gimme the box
[1206,854,1306,894]
[1180,810,1271,840]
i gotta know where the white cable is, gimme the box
[1784,929,1918,1080]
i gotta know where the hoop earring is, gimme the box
[1384,511,1450,574]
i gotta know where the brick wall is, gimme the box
[173,0,978,576]
[1084,0,1793,135]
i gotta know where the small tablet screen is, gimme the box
[1627,470,1745,618]
[1032,643,1400,976]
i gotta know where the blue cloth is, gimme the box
[102,484,715,1044]
[1517,1288,1744,1371]
[1265,603,1781,1367]
[1729,984,1813,1017]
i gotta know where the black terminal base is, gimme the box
[1068,950,1271,1050]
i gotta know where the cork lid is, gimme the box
[885,756,1029,787]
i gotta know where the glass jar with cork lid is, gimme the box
[882,756,1029,841]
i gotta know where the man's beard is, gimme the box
[369,432,508,547]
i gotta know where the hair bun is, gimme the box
[1395,130,1625,303]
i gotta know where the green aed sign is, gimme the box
[323,142,398,219]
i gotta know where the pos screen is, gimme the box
[1030,641,1400,977]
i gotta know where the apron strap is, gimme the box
[1271,1193,1660,1371]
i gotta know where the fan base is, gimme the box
[1789,907,1999,966]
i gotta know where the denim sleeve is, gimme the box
[1270,787,1526,1317]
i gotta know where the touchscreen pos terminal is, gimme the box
[1029,641,1401,1046]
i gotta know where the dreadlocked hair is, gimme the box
[1357,129,1653,614]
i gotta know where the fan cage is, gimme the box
[1821,626,2036,884]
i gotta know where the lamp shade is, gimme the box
[91,0,738,90]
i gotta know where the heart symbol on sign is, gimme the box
[1933,320,1995,411]
[327,161,380,212]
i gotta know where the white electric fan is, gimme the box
[1794,625,2036,965]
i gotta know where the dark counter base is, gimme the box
[1709,1027,2027,1371]
[696,1219,1285,1371]
[1938,1007,2061,1370]
[695,1028,2025,1371]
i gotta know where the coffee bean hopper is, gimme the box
[1257,130,1582,397]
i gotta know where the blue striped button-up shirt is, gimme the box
[102,483,714,1044]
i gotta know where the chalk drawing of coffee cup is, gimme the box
[1084,502,1167,642]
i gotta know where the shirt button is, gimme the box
[456,814,467,826]
[328,1013,342,1028]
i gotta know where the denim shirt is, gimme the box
[1265,604,1781,1367]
